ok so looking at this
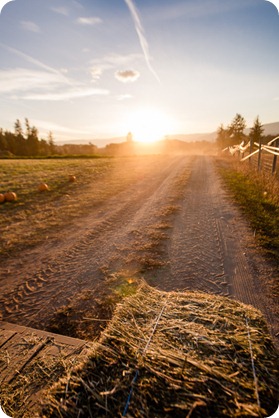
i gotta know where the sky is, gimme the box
[0,0,278,143]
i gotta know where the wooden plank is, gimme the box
[0,329,16,349]
[0,320,93,414]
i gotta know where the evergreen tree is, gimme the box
[26,125,40,156]
[249,116,264,146]
[14,119,27,155]
[0,128,8,152]
[228,113,247,144]
[216,124,230,149]
[48,131,56,155]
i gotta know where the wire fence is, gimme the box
[223,136,279,178]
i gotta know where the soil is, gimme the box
[0,155,278,346]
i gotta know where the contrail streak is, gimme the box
[0,42,64,76]
[124,0,160,83]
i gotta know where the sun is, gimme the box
[126,108,173,144]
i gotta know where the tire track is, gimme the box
[155,156,279,341]
[0,156,194,329]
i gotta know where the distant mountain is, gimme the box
[261,121,279,136]
[244,121,279,136]
[57,137,126,147]
[166,132,217,143]
[56,122,279,146]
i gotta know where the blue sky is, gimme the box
[0,0,278,143]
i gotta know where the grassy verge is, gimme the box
[216,158,279,263]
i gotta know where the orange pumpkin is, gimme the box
[69,175,76,182]
[4,192,17,202]
[0,193,5,203]
[38,183,49,192]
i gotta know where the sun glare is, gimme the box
[127,108,173,143]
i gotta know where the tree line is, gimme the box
[0,119,56,157]
[0,119,98,157]
[216,114,277,150]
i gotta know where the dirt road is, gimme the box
[0,155,278,343]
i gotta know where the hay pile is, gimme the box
[42,284,279,418]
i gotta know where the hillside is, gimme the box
[55,121,279,147]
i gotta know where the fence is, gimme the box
[224,136,279,177]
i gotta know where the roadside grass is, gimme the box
[0,156,168,259]
[216,158,279,264]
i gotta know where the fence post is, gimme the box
[272,138,279,175]
[257,138,262,171]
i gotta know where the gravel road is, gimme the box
[0,155,278,344]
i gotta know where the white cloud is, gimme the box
[20,20,40,33]
[77,17,102,25]
[0,68,109,101]
[51,7,69,16]
[115,69,140,83]
[23,87,109,101]
[91,66,103,81]
[0,68,65,93]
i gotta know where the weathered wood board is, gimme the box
[0,321,92,416]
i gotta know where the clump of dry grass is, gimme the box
[42,284,279,418]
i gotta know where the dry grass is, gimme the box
[216,157,279,262]
[41,284,279,418]
[0,156,169,259]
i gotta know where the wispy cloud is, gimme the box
[115,69,140,83]
[23,87,109,101]
[91,66,103,82]
[77,17,102,25]
[0,68,109,100]
[20,20,40,33]
[31,119,91,134]
[51,7,69,16]
[0,68,66,93]
[92,52,143,67]
[0,43,68,78]
[0,43,109,101]
[123,0,160,83]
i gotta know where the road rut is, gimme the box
[0,155,278,344]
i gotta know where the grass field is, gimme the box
[0,156,168,258]
[217,157,279,264]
